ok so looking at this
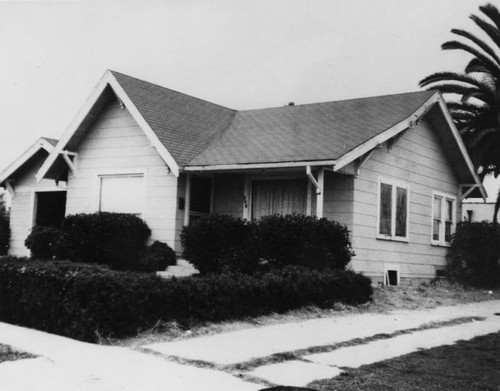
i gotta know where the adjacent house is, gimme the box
[0,70,486,284]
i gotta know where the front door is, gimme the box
[34,191,67,227]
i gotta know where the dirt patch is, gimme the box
[0,343,35,363]
[113,280,499,347]
[310,331,500,391]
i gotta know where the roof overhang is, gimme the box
[36,70,180,181]
[183,91,486,200]
[0,138,55,187]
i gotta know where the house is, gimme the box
[0,70,486,284]
[462,202,495,222]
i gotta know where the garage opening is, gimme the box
[34,191,67,228]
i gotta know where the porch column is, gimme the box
[184,173,191,226]
[316,168,324,218]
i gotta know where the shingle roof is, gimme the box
[41,137,58,147]
[110,71,236,166]
[187,91,436,167]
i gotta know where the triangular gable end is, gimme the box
[332,92,486,200]
[36,70,180,182]
[0,138,56,187]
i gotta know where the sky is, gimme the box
[0,0,497,199]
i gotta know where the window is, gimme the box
[432,192,456,246]
[377,178,409,240]
[251,179,307,220]
[99,174,144,216]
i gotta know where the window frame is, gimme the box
[93,169,147,217]
[376,177,410,242]
[431,191,456,247]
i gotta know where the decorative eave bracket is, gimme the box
[5,179,15,199]
[61,150,78,176]
[459,184,485,202]
[306,166,321,194]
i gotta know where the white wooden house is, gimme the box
[0,71,486,284]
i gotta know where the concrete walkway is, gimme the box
[0,323,261,391]
[0,300,499,390]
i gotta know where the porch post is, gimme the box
[316,168,324,218]
[184,173,191,226]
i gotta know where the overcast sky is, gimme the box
[0,0,497,199]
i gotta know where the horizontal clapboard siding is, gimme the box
[350,119,460,281]
[66,100,178,250]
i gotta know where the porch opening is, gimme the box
[251,179,307,220]
[34,191,67,228]
[189,175,212,224]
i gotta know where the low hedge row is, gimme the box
[181,214,355,274]
[0,258,372,342]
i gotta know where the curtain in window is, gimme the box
[252,179,306,219]
[379,183,392,235]
[395,187,407,237]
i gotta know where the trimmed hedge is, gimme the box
[139,241,177,272]
[181,214,355,274]
[25,226,68,260]
[62,212,151,270]
[0,258,372,342]
[448,221,500,288]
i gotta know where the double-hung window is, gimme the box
[377,178,409,241]
[432,192,455,246]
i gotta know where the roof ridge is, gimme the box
[108,70,237,112]
[237,90,437,113]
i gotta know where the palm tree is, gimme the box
[419,3,500,223]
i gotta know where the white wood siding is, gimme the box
[66,100,178,249]
[8,150,65,256]
[323,171,354,228]
[350,120,461,282]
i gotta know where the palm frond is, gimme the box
[420,82,493,106]
[442,40,500,75]
[479,4,500,35]
[419,71,494,90]
[470,14,500,54]
[451,29,500,66]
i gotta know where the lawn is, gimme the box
[311,332,500,391]
[115,280,500,346]
[0,343,34,363]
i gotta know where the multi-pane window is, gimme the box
[432,192,455,245]
[378,178,409,240]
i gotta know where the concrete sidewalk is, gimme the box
[145,300,500,364]
[0,300,499,390]
[0,322,261,391]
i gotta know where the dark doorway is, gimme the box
[35,191,67,227]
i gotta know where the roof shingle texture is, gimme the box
[111,72,435,167]
[188,91,436,166]
[111,71,236,166]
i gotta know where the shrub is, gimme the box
[0,259,372,342]
[448,221,500,288]
[139,241,177,272]
[24,226,68,259]
[181,214,260,274]
[0,212,9,256]
[181,214,354,274]
[62,212,151,270]
[256,214,354,270]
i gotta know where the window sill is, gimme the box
[376,235,409,243]
[431,241,451,248]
